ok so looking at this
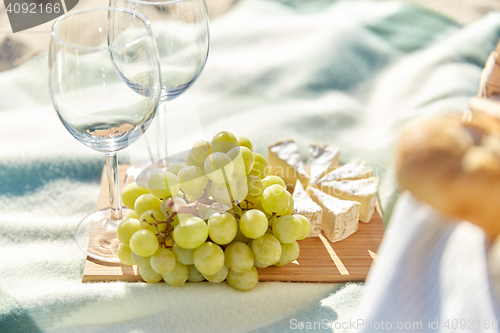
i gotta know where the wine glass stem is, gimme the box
[155,102,169,168]
[162,102,168,168]
[105,152,122,224]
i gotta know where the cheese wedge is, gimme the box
[267,139,309,190]
[292,180,322,237]
[308,143,340,186]
[309,187,359,243]
[317,177,379,223]
[317,157,372,183]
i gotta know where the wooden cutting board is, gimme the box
[82,165,385,283]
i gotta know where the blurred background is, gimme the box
[1,0,500,72]
[0,0,237,71]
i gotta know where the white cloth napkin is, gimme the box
[355,192,500,333]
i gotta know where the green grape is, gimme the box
[226,149,245,176]
[237,136,253,151]
[239,209,268,239]
[283,191,294,215]
[227,146,255,176]
[125,210,140,220]
[139,265,163,283]
[262,175,286,189]
[121,182,150,210]
[246,175,264,198]
[160,196,186,216]
[274,241,300,267]
[177,212,195,224]
[202,263,228,283]
[147,171,180,199]
[150,248,176,275]
[186,151,205,169]
[211,131,238,153]
[211,177,238,204]
[294,214,311,240]
[230,204,244,220]
[233,223,251,244]
[224,242,254,273]
[249,153,269,179]
[186,190,205,202]
[208,212,237,245]
[134,194,162,217]
[172,243,194,265]
[178,165,208,195]
[226,266,258,291]
[162,261,188,287]
[129,229,159,257]
[273,215,303,244]
[173,217,208,249]
[187,264,205,282]
[204,152,234,183]
[139,210,166,233]
[117,243,135,266]
[254,259,269,268]
[117,218,141,245]
[240,195,261,210]
[198,206,218,220]
[166,164,184,176]
[261,184,289,215]
[131,251,150,267]
[191,140,212,164]
[193,242,225,276]
[262,207,273,220]
[251,233,282,266]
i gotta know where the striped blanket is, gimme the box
[1,0,500,332]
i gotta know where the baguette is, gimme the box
[396,111,500,239]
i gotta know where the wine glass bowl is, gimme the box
[48,7,162,262]
[111,0,210,102]
[112,0,210,172]
[49,7,161,153]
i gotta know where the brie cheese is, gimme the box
[317,157,372,183]
[309,187,359,243]
[267,139,309,190]
[318,177,379,223]
[292,180,322,237]
[308,143,340,186]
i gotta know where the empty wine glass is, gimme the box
[49,7,162,262]
[111,0,210,171]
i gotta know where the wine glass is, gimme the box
[49,7,162,262]
[110,0,210,172]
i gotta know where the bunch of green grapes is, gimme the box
[116,131,311,291]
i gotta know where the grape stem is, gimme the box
[145,211,177,248]
[145,199,240,247]
[241,199,254,211]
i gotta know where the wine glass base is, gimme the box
[74,208,128,263]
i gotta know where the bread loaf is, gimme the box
[396,111,500,239]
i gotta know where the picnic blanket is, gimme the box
[1,0,500,332]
